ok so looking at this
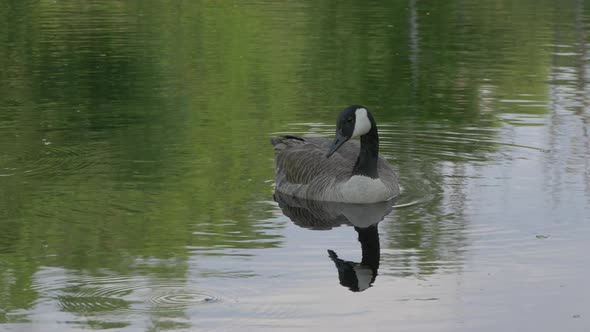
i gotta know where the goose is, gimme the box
[271,105,401,203]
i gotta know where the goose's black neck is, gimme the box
[352,126,379,179]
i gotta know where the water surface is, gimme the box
[1,1,589,331]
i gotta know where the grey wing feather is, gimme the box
[376,157,401,196]
[271,136,354,199]
[271,136,400,199]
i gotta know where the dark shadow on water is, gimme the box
[274,192,395,292]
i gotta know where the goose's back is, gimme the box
[271,136,400,201]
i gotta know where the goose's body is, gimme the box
[271,106,401,203]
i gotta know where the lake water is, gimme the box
[1,1,589,331]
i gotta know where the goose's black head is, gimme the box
[326,105,375,158]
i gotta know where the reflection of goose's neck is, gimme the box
[356,225,380,272]
[327,224,382,292]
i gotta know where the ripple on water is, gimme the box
[380,126,540,163]
[31,272,224,317]
[147,287,220,307]
[392,174,436,210]
[0,140,109,179]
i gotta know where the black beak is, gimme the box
[326,132,349,158]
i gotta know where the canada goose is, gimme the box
[271,105,401,203]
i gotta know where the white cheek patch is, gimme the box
[352,108,371,137]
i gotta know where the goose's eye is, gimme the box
[346,117,353,123]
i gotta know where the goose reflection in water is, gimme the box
[274,192,395,292]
